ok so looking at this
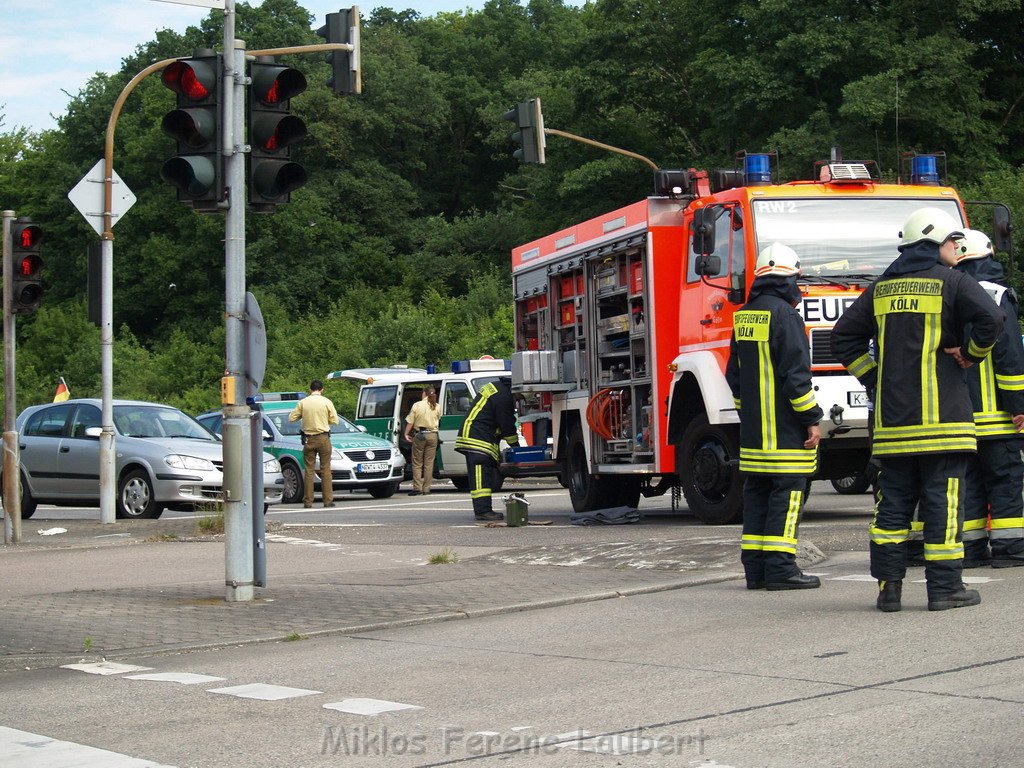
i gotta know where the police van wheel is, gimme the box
[677,415,743,525]
[831,471,872,495]
[368,482,399,499]
[281,461,303,504]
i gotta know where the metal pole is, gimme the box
[222,0,254,602]
[98,235,115,523]
[2,210,20,544]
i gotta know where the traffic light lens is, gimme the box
[18,255,41,277]
[16,225,42,248]
[163,61,212,101]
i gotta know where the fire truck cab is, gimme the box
[511,154,1003,523]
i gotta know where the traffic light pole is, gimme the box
[221,3,256,603]
[2,210,21,544]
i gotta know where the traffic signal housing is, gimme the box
[10,217,43,315]
[247,57,309,212]
[316,8,361,95]
[160,50,224,208]
[502,98,546,164]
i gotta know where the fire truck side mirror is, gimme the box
[992,205,1013,255]
[691,207,717,255]
[697,254,721,276]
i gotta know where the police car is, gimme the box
[197,393,405,504]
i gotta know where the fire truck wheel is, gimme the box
[677,415,743,525]
[614,478,642,509]
[567,423,608,513]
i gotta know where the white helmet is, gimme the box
[955,228,993,263]
[899,207,965,246]
[754,242,800,277]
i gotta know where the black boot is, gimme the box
[876,579,902,612]
[928,588,981,612]
[766,573,821,591]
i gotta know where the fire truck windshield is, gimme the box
[751,197,964,277]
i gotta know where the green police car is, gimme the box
[197,393,405,504]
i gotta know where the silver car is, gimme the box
[13,399,284,519]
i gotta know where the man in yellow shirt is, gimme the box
[288,380,340,508]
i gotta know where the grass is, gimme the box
[284,632,308,642]
[83,636,93,652]
[194,500,225,535]
[427,549,459,565]
[146,533,179,542]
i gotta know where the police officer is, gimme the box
[952,229,1024,568]
[455,378,519,521]
[288,380,341,508]
[832,208,1000,612]
[725,243,823,591]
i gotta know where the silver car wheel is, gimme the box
[117,469,163,519]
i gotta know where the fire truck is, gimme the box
[510,152,1012,524]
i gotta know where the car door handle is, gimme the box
[60,446,70,453]
[700,318,713,326]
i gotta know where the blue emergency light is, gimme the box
[744,153,772,185]
[910,155,940,185]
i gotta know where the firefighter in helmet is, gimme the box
[726,242,823,591]
[455,378,519,521]
[832,207,1001,612]
[951,228,1024,568]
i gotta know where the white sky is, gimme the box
[0,0,479,134]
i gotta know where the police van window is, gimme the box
[70,404,101,438]
[687,206,745,284]
[445,382,472,415]
[25,404,74,437]
[358,386,397,419]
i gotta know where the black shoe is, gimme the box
[876,579,902,612]
[475,511,504,521]
[990,557,1024,569]
[746,581,766,590]
[407,490,421,496]
[928,588,981,611]
[765,573,821,591]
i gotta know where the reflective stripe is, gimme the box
[873,422,976,439]
[848,353,876,379]
[968,337,994,358]
[962,518,988,532]
[741,534,764,552]
[733,397,742,409]
[944,476,959,546]
[979,356,997,414]
[922,311,940,424]
[758,338,776,451]
[996,373,1024,391]
[783,491,801,541]
[910,520,925,532]
[924,541,964,561]
[872,437,977,455]
[790,390,818,413]
[990,517,1024,530]
[870,525,910,545]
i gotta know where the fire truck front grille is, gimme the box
[809,328,840,366]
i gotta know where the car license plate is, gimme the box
[847,390,869,407]
[357,462,389,473]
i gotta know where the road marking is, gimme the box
[62,662,152,676]
[126,673,226,685]
[322,698,422,715]
[207,683,321,701]
[0,725,176,767]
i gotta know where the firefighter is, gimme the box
[952,228,1024,568]
[725,242,823,591]
[832,207,1001,612]
[455,378,519,521]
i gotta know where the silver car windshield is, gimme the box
[751,198,964,277]
[114,405,217,440]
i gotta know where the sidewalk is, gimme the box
[0,518,823,672]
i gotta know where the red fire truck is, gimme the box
[510,153,1011,523]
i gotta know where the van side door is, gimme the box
[439,380,473,475]
[355,385,399,445]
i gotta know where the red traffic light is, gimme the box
[15,224,42,249]
[18,254,42,277]
[251,66,307,107]
[163,59,217,102]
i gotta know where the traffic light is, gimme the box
[316,8,361,95]
[501,98,546,164]
[247,57,309,212]
[10,217,43,315]
[160,50,224,208]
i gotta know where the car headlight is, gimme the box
[165,454,215,471]
[264,457,281,473]
[331,449,344,461]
